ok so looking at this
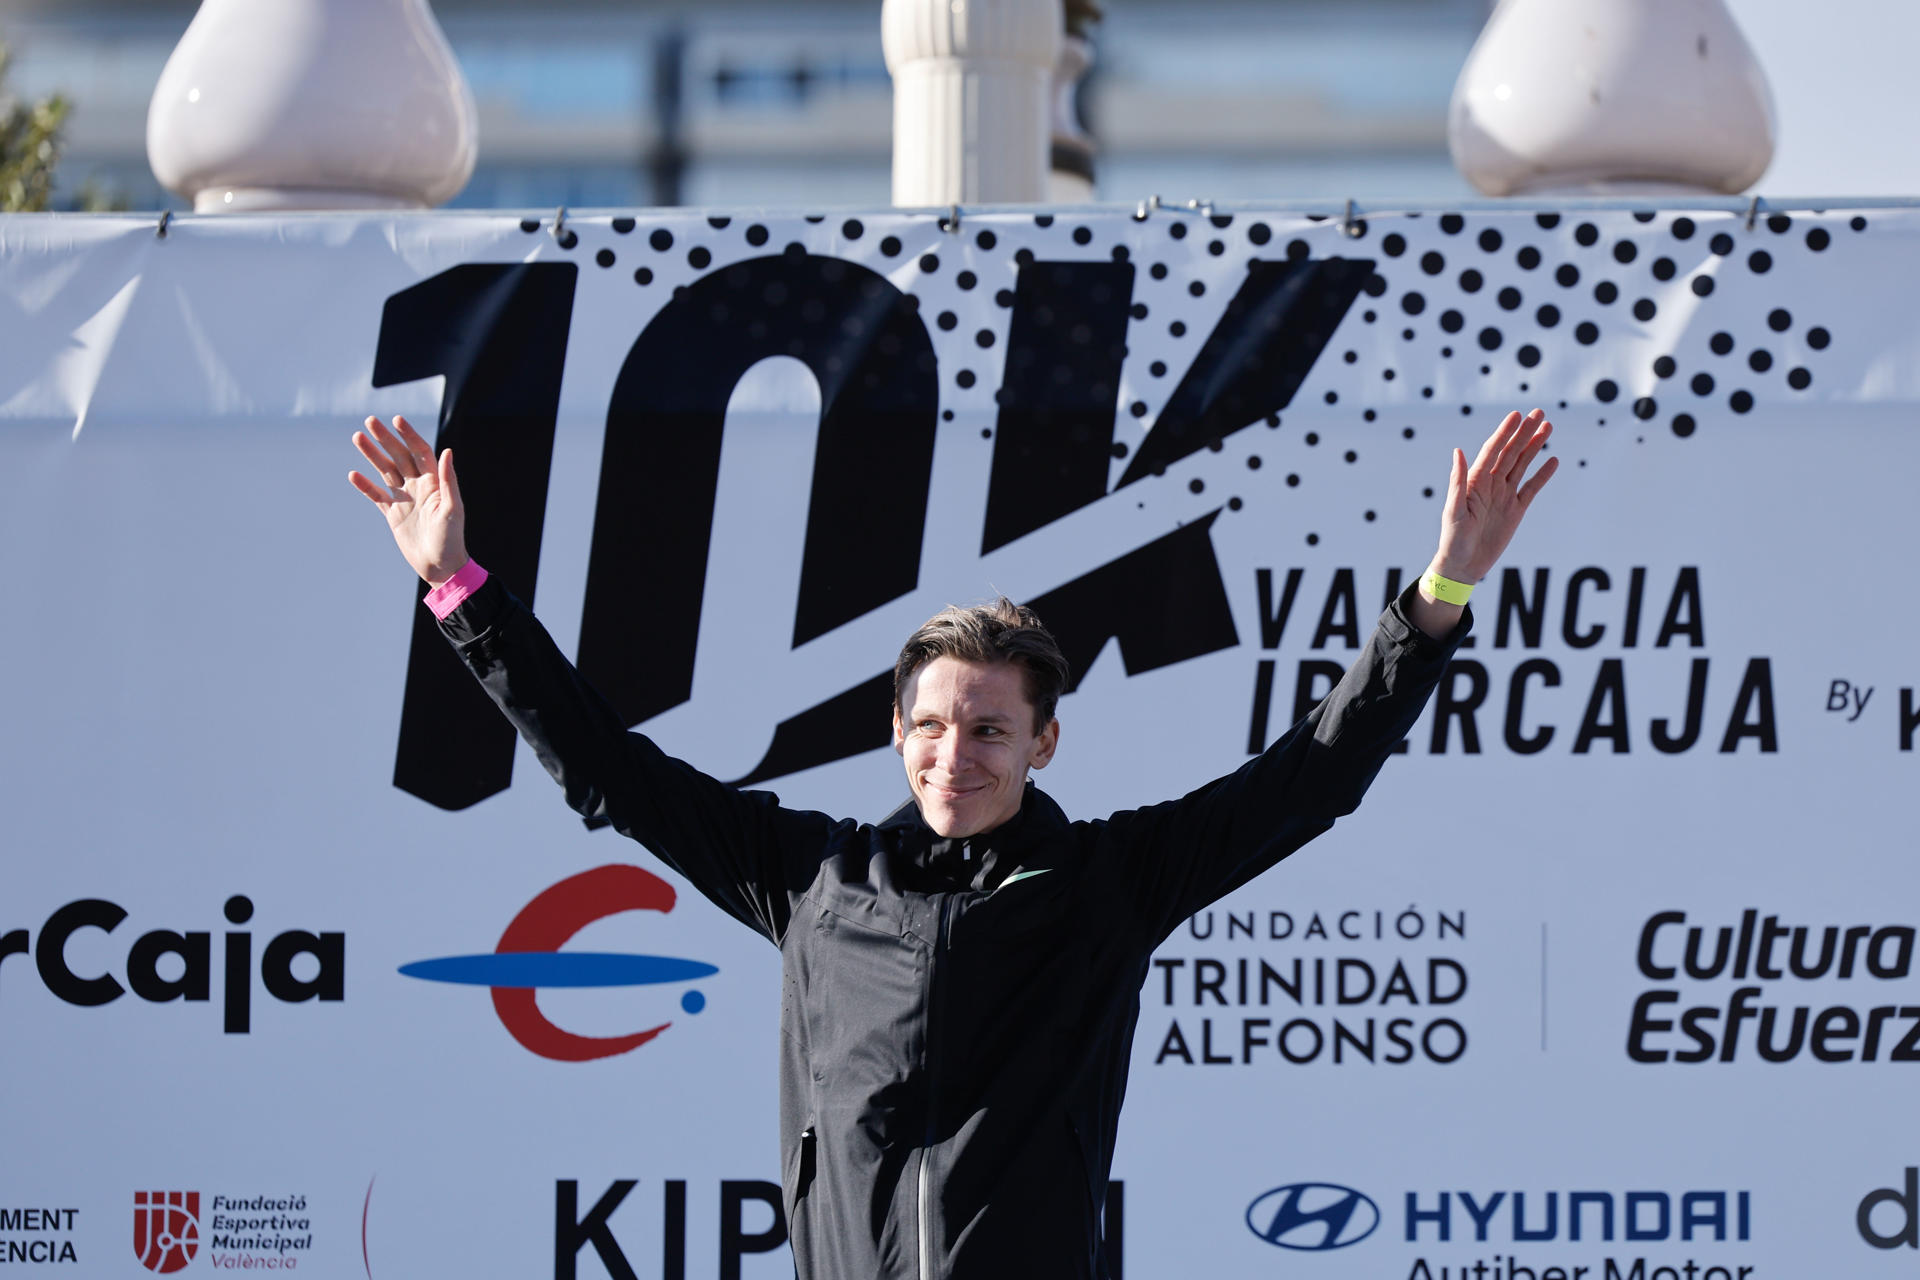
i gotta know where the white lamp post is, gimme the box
[1450,0,1776,196]
[147,0,478,212]
[883,0,1063,207]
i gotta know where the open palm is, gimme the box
[1433,407,1558,584]
[348,414,470,584]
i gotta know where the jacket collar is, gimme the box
[879,783,1069,890]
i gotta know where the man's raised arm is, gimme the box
[348,415,836,945]
[1102,408,1559,944]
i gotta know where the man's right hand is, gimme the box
[348,414,469,585]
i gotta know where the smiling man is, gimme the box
[350,406,1555,1280]
[892,601,1064,838]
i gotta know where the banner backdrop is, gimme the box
[2,205,1918,1279]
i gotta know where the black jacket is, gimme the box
[441,580,1466,1279]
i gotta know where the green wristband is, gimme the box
[1423,570,1474,606]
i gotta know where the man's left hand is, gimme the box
[1409,407,1559,638]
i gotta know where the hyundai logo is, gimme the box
[1247,1183,1380,1251]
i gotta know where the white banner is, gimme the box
[1,205,1916,1279]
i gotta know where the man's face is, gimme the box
[893,656,1059,839]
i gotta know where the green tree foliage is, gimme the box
[0,40,71,213]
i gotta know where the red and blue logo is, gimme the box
[399,864,717,1061]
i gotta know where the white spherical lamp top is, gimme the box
[1451,0,1776,197]
[148,0,478,212]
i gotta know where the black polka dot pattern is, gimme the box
[515,207,1850,547]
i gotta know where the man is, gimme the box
[350,407,1555,1279]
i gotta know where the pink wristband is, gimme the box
[424,560,489,619]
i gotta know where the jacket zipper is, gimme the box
[919,892,952,1280]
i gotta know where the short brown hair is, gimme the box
[892,598,1070,732]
